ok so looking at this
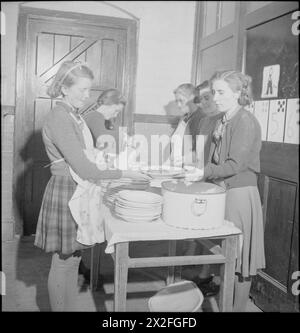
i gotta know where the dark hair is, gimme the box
[47,61,94,98]
[209,70,253,106]
[97,88,126,105]
[194,80,210,103]
[196,80,209,91]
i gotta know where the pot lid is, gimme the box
[161,181,225,194]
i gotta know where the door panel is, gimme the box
[264,179,296,286]
[22,18,128,235]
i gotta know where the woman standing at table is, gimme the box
[34,60,149,311]
[202,70,266,311]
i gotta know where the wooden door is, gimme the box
[15,8,137,235]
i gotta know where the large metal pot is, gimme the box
[161,181,226,229]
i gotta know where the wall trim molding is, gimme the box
[134,113,180,125]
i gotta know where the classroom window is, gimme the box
[203,1,236,37]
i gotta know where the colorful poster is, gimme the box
[261,65,280,99]
[284,98,299,144]
[267,99,287,142]
[254,100,270,141]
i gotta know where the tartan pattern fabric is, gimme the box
[34,175,79,255]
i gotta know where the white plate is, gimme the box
[115,204,161,212]
[116,198,162,207]
[115,211,161,218]
[118,190,163,204]
[141,165,184,178]
[115,213,161,223]
[115,203,161,211]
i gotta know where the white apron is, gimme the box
[68,113,105,246]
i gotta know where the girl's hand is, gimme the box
[184,166,204,182]
[122,170,151,181]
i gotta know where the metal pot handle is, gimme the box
[191,198,207,216]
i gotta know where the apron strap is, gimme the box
[43,158,65,169]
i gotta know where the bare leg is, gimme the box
[233,275,252,312]
[48,252,81,311]
[48,253,66,311]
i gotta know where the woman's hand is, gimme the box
[122,170,151,181]
[184,166,204,182]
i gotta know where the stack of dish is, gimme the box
[141,165,185,187]
[114,190,163,223]
[101,179,150,208]
[141,165,184,179]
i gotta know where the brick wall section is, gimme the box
[2,109,15,241]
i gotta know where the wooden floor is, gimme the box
[2,236,262,312]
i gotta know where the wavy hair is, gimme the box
[209,70,253,106]
[47,61,94,98]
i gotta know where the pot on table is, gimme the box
[161,181,226,229]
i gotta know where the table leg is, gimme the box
[218,235,238,312]
[90,243,101,291]
[167,240,177,285]
[114,242,129,311]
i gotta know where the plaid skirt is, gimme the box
[34,175,88,255]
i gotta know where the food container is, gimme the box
[161,181,226,229]
[148,280,203,312]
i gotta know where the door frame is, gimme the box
[14,6,138,235]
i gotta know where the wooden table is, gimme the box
[90,205,241,312]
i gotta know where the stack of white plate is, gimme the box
[114,190,163,223]
[141,165,184,179]
[140,165,185,188]
[101,179,150,208]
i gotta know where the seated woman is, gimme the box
[185,81,222,297]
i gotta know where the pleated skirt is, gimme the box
[34,175,81,255]
[225,186,266,277]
